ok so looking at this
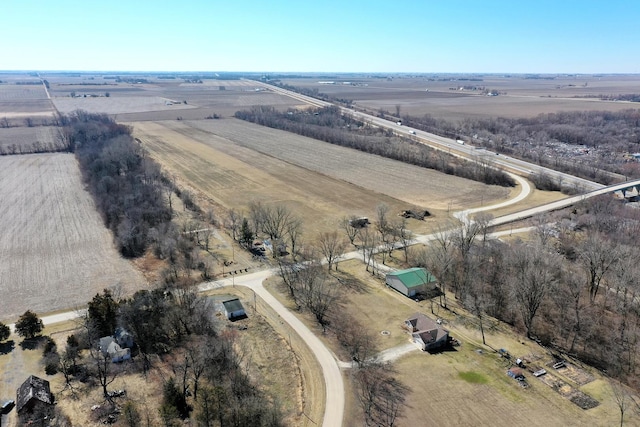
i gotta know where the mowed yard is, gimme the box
[132,119,510,236]
[0,154,145,322]
[266,259,627,427]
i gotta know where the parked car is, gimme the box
[533,369,547,377]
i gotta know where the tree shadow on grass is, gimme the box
[332,272,370,294]
[0,340,15,354]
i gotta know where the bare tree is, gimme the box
[473,212,494,246]
[276,257,301,309]
[334,315,379,367]
[226,209,242,241]
[510,243,560,339]
[248,201,266,237]
[532,213,555,246]
[341,215,360,246]
[261,204,293,241]
[89,341,121,399]
[425,229,455,309]
[285,215,303,261]
[297,264,338,331]
[577,233,619,303]
[466,270,489,345]
[611,380,635,427]
[392,217,412,263]
[317,231,347,271]
[354,363,407,427]
[359,227,380,275]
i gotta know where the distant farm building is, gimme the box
[385,268,436,298]
[223,298,246,320]
[405,313,449,351]
[16,375,54,416]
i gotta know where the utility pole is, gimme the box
[253,289,257,312]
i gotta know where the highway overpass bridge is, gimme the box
[490,179,640,227]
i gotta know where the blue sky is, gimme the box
[1,0,638,73]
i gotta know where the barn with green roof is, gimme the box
[385,268,436,298]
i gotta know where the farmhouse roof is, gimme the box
[223,298,244,312]
[387,268,436,288]
[407,313,448,343]
[16,375,53,413]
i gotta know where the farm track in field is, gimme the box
[0,154,145,322]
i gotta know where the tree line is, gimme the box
[61,111,172,257]
[235,106,515,187]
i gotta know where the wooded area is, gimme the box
[410,196,640,386]
[399,109,640,185]
[37,287,284,426]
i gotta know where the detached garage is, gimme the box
[223,298,246,320]
[385,268,436,298]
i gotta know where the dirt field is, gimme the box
[0,154,145,322]
[44,78,302,121]
[0,84,48,100]
[132,119,509,236]
[279,75,640,121]
[0,126,63,150]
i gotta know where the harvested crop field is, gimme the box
[133,119,509,235]
[0,84,48,100]
[0,126,64,151]
[0,154,145,322]
[280,75,640,121]
[52,95,197,115]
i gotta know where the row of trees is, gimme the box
[235,106,515,187]
[63,112,172,257]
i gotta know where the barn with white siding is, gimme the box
[385,268,436,298]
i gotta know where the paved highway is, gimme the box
[251,80,605,192]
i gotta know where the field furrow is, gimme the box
[0,154,145,322]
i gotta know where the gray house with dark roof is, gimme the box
[405,313,449,351]
[16,375,54,415]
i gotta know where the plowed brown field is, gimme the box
[132,119,510,236]
[0,154,145,322]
